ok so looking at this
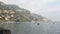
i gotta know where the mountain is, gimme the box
[0,2,52,23]
[4,5,21,10]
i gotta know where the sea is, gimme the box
[0,22,60,34]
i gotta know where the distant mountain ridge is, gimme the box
[4,5,21,10]
[0,2,52,23]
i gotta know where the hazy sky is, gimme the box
[0,0,60,21]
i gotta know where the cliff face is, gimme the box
[0,2,52,23]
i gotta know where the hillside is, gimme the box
[0,2,52,23]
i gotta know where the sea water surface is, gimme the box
[0,22,60,34]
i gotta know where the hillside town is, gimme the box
[0,2,52,23]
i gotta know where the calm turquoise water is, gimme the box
[1,22,60,34]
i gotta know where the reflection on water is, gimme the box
[0,22,60,34]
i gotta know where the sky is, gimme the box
[0,0,60,21]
